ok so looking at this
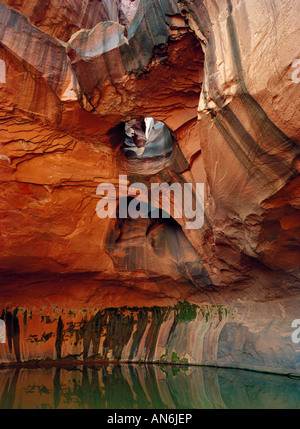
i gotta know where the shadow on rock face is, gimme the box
[105,200,211,286]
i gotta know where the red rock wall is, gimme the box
[1,0,140,41]
[0,274,299,374]
[0,0,299,374]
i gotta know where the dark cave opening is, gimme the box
[103,197,211,286]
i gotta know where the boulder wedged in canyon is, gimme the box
[0,0,299,375]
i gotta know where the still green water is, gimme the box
[0,364,299,409]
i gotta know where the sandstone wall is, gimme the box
[0,0,299,373]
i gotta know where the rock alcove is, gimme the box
[0,0,299,375]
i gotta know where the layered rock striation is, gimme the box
[0,0,299,374]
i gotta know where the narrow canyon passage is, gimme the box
[0,0,299,384]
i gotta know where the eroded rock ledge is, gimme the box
[0,0,299,374]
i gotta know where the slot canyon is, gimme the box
[0,0,299,383]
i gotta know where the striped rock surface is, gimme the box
[0,0,299,373]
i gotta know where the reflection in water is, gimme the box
[0,364,299,409]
